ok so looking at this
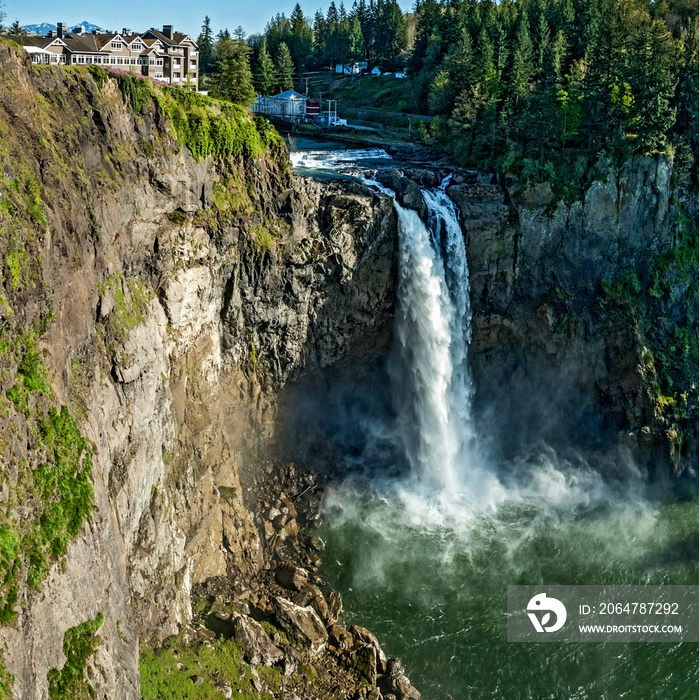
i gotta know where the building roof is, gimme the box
[143,29,196,48]
[63,34,105,53]
[15,26,195,57]
[9,35,63,50]
[273,90,307,100]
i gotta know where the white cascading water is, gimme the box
[389,179,503,503]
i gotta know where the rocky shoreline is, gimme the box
[164,460,420,700]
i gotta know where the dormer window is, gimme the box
[132,43,142,50]
[110,41,122,50]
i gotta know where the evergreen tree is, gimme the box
[548,29,569,84]
[510,14,535,101]
[628,19,678,151]
[408,0,441,74]
[349,15,366,60]
[360,0,377,61]
[275,42,295,91]
[326,1,341,64]
[536,13,551,79]
[210,37,256,105]
[265,13,292,57]
[289,4,313,71]
[581,0,628,147]
[313,11,329,65]
[254,38,275,95]
[677,19,699,184]
[197,16,215,74]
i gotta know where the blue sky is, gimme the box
[6,0,413,37]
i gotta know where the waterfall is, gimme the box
[389,181,479,495]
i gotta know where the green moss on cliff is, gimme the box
[86,65,283,163]
[27,406,95,589]
[597,208,699,469]
[140,634,279,700]
[47,612,104,700]
[155,88,282,161]
[0,339,95,622]
[0,648,13,700]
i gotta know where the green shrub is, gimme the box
[116,74,154,114]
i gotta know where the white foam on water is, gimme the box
[290,148,391,170]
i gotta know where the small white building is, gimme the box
[254,90,308,119]
[370,66,382,76]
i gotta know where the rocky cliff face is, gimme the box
[446,157,683,471]
[0,43,396,698]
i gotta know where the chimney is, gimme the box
[122,28,131,35]
[162,25,173,39]
[56,22,64,39]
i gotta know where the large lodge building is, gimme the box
[11,24,199,90]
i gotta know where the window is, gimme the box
[110,41,122,50]
[156,59,163,66]
[117,57,123,65]
[173,58,180,67]
[190,60,196,69]
[132,43,142,50]
[94,56,102,64]
[149,59,155,66]
[110,57,116,64]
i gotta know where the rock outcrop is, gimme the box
[444,157,680,468]
[0,42,397,698]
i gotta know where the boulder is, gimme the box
[276,564,309,592]
[350,625,387,673]
[375,169,427,221]
[328,624,354,650]
[295,583,330,624]
[326,590,342,625]
[355,643,378,686]
[273,596,328,655]
[379,659,421,700]
[231,613,284,666]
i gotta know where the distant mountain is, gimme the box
[21,22,55,36]
[21,21,103,36]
